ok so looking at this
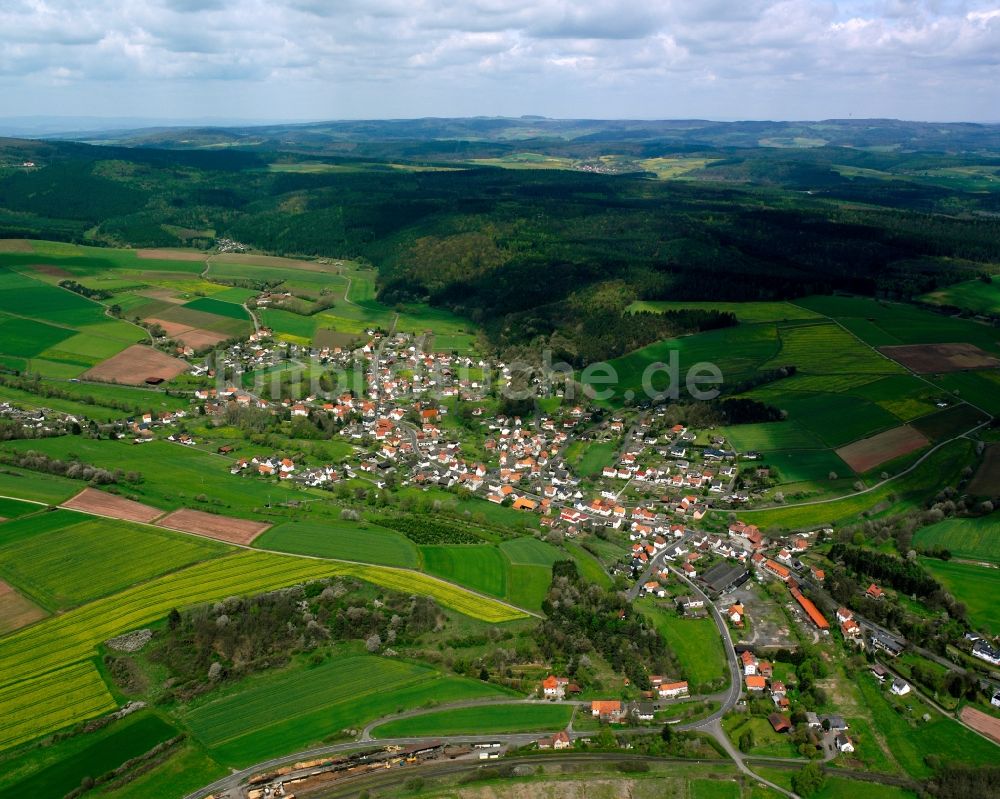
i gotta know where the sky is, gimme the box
[1,0,999,123]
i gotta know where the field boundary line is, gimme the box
[733,423,989,518]
[787,298,995,419]
[45,494,539,619]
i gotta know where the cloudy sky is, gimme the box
[1,0,998,123]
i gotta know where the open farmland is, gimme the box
[184,655,435,747]
[931,369,1000,415]
[61,486,164,523]
[255,519,420,568]
[421,544,508,598]
[920,558,1000,634]
[0,497,42,519]
[880,342,1000,373]
[332,561,527,622]
[969,444,1000,496]
[0,713,179,798]
[628,300,821,323]
[0,661,116,751]
[729,439,974,531]
[637,599,728,692]
[0,550,523,754]
[959,706,1000,745]
[157,507,271,545]
[914,515,1000,563]
[371,702,572,738]
[765,321,902,375]
[922,279,1000,315]
[0,512,228,609]
[835,425,929,473]
[81,344,189,385]
[0,437,304,513]
[0,579,46,634]
[499,537,562,566]
[183,652,512,765]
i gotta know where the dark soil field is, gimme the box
[82,344,189,385]
[879,343,1000,373]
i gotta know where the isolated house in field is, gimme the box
[891,678,910,696]
[836,734,854,753]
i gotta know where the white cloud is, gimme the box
[0,0,996,119]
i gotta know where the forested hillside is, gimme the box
[2,125,1000,362]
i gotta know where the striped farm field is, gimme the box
[765,322,902,375]
[0,661,116,750]
[191,656,511,766]
[0,553,337,706]
[184,655,432,747]
[0,512,228,610]
[914,514,1000,563]
[337,561,527,621]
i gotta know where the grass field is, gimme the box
[628,301,821,324]
[182,296,250,319]
[637,600,728,692]
[732,439,974,530]
[1,713,177,797]
[570,441,618,477]
[0,467,79,504]
[913,514,1000,563]
[922,279,1000,315]
[371,702,572,738]
[255,519,420,568]
[0,548,520,752]
[722,716,799,759]
[499,537,562,566]
[0,497,41,518]
[0,437,304,515]
[0,512,227,610]
[722,422,824,451]
[931,370,1000,416]
[421,545,508,598]
[690,779,742,799]
[920,558,1000,634]
[184,653,511,765]
[563,541,613,588]
[855,673,998,778]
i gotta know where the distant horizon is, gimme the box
[2,113,1000,139]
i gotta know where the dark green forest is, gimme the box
[2,120,1000,361]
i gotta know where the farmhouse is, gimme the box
[591,700,624,723]
[657,680,689,699]
[891,678,911,696]
[542,675,570,699]
[537,731,572,750]
[836,734,855,753]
